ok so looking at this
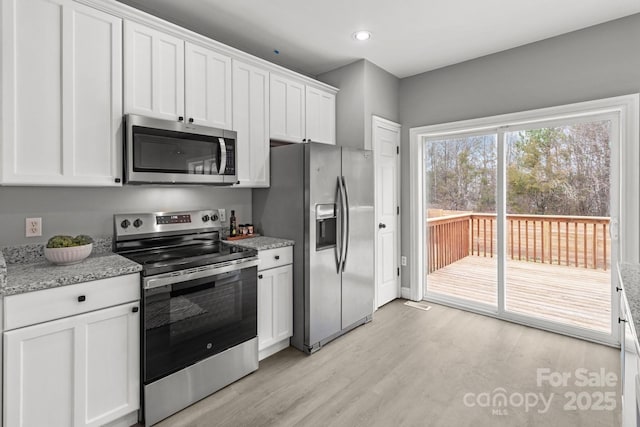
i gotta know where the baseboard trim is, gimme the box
[259,338,290,361]
[102,410,138,427]
[401,287,412,300]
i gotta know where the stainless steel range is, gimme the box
[114,209,259,426]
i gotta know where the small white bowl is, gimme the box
[44,243,93,266]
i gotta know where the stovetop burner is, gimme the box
[122,243,255,276]
[113,210,257,276]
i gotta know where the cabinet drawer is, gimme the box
[258,247,293,271]
[4,274,140,330]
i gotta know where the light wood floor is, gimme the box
[427,256,611,332]
[156,300,620,427]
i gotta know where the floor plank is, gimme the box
[155,300,620,427]
[426,256,611,332]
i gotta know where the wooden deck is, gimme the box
[426,255,611,332]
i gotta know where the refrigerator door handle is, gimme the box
[341,176,350,270]
[335,177,344,273]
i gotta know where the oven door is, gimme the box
[142,260,257,384]
[125,114,237,185]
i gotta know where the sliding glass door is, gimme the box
[503,119,614,335]
[424,133,498,310]
[423,114,618,342]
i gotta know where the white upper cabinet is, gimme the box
[270,74,306,143]
[270,74,336,144]
[124,21,184,121]
[305,86,336,145]
[233,60,270,187]
[1,0,123,186]
[124,22,233,129]
[185,42,232,129]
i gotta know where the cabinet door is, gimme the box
[4,302,140,427]
[185,42,232,129]
[67,2,123,185]
[258,269,276,350]
[270,75,305,143]
[124,21,184,121]
[273,264,293,342]
[4,313,77,427]
[82,302,140,427]
[233,60,270,187]
[305,86,336,145]
[1,0,122,186]
[258,264,293,351]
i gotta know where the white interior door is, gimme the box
[373,116,401,308]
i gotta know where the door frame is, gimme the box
[373,115,402,309]
[409,94,639,345]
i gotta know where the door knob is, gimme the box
[379,223,386,229]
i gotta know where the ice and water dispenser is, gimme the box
[315,204,336,250]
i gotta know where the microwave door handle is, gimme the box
[218,138,227,175]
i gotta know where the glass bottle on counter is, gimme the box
[230,210,237,237]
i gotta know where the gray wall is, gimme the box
[0,186,251,246]
[318,60,366,149]
[363,60,400,149]
[318,59,399,149]
[398,13,640,287]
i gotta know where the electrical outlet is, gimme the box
[218,209,226,222]
[26,217,42,237]
[401,256,407,266]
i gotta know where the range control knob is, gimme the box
[211,214,219,221]
[202,215,210,222]
[120,219,131,229]
[133,219,143,228]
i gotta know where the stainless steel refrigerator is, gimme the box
[253,142,374,353]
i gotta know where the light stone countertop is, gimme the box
[0,252,6,295]
[222,236,294,251]
[0,237,141,296]
[620,263,640,337]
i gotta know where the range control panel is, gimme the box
[114,209,222,238]
[156,214,192,225]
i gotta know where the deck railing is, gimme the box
[427,214,470,273]
[427,213,610,273]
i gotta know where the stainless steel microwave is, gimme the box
[124,114,237,185]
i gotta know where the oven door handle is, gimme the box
[143,257,259,290]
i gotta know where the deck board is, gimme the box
[426,255,611,332]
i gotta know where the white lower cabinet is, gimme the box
[257,247,293,361]
[3,276,140,427]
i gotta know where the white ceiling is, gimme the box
[117,0,640,79]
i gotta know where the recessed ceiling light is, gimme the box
[352,30,371,41]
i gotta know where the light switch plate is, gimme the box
[218,209,226,222]
[401,256,407,266]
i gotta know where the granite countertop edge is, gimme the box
[1,237,141,297]
[222,236,295,251]
[0,251,7,296]
[619,263,640,338]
